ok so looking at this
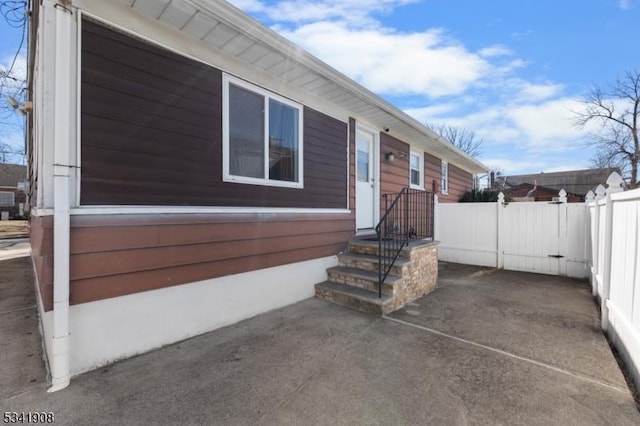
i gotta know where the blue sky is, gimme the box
[1,0,639,173]
[0,0,27,164]
[229,0,640,175]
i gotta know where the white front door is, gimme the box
[356,128,377,229]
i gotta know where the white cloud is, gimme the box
[278,22,491,97]
[1,51,27,87]
[506,98,583,145]
[232,0,419,26]
[233,0,598,176]
[481,158,546,175]
[478,44,512,58]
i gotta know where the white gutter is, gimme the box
[48,0,73,392]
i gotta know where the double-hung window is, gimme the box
[441,161,449,194]
[223,74,303,188]
[409,149,424,189]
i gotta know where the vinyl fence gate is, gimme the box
[436,193,589,279]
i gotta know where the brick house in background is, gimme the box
[495,167,621,201]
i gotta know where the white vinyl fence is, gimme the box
[587,173,640,389]
[435,190,589,279]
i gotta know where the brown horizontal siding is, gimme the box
[80,18,347,208]
[425,153,441,193]
[30,215,53,311]
[440,163,473,202]
[70,244,346,306]
[380,133,410,195]
[61,212,354,308]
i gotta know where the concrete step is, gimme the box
[337,253,409,276]
[326,266,401,294]
[314,280,394,315]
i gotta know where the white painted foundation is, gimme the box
[38,255,337,376]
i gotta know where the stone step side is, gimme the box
[338,253,409,277]
[314,281,394,315]
[326,266,400,294]
[347,239,412,260]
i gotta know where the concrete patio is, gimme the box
[1,253,639,425]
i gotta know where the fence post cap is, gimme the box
[595,184,606,199]
[606,172,624,195]
[498,192,505,204]
[558,189,567,203]
[585,190,595,202]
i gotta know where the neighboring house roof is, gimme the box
[0,163,26,188]
[503,183,582,202]
[104,0,487,175]
[496,167,620,196]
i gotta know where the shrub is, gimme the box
[459,189,512,203]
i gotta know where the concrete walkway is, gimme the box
[1,258,639,425]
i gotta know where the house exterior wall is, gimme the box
[30,214,53,310]
[425,153,441,194]
[24,18,355,312]
[439,163,473,202]
[80,19,347,208]
[28,1,482,380]
[380,133,410,196]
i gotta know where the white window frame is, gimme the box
[409,149,424,190]
[441,161,449,194]
[222,73,304,189]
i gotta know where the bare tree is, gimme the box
[429,124,484,158]
[574,70,640,188]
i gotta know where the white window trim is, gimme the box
[222,73,304,189]
[409,149,424,190]
[441,161,449,195]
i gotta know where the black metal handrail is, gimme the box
[375,188,434,298]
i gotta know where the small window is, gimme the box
[409,149,423,189]
[223,74,303,188]
[441,161,449,194]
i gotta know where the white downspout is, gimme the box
[48,0,73,392]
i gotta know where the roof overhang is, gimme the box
[89,0,488,174]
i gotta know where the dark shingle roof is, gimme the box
[0,163,27,188]
[496,167,620,196]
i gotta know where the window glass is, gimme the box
[356,137,370,182]
[410,152,421,187]
[269,99,299,182]
[229,84,264,179]
[441,161,449,193]
[223,75,303,188]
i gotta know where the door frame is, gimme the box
[355,123,380,231]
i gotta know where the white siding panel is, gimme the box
[438,203,498,267]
